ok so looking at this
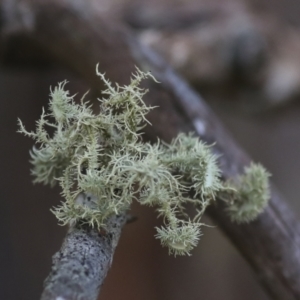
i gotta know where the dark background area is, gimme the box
[1,0,300,299]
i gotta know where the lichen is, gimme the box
[18,66,270,256]
[225,163,271,223]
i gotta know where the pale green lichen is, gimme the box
[18,66,270,256]
[225,163,271,223]
[156,221,201,256]
[160,133,222,200]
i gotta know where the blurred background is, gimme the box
[1,0,300,299]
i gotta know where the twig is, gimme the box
[1,0,300,299]
[41,214,127,300]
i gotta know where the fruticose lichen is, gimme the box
[18,66,271,256]
[225,163,271,223]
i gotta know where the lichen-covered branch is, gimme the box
[41,213,127,300]
[1,0,300,299]
[20,67,251,258]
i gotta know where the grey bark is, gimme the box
[41,214,127,300]
[1,0,300,300]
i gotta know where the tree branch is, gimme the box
[1,1,300,299]
[41,213,127,300]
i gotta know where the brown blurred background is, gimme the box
[1,0,300,299]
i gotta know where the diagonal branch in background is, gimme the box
[112,0,300,110]
[1,0,300,299]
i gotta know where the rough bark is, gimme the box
[1,1,300,300]
[41,214,127,300]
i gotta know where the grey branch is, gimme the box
[1,0,300,299]
[41,213,127,300]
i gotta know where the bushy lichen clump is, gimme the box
[225,163,271,223]
[18,66,271,256]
